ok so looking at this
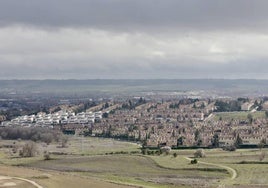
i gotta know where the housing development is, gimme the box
[2,97,268,149]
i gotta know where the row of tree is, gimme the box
[0,127,65,145]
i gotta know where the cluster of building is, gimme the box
[1,110,102,127]
[90,99,268,148]
[2,97,268,148]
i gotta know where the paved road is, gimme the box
[0,175,43,188]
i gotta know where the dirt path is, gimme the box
[184,157,237,180]
[0,175,43,188]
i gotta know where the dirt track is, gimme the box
[0,175,43,188]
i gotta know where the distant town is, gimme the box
[1,90,268,149]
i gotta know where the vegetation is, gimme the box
[214,111,266,121]
[194,149,206,158]
[215,100,241,112]
[19,141,38,157]
[43,150,51,160]
[191,159,198,164]
[0,127,63,143]
[1,136,268,187]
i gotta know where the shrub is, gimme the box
[194,149,206,158]
[141,148,148,155]
[19,141,38,157]
[60,135,69,148]
[223,145,237,151]
[43,151,51,160]
[191,159,198,164]
[160,146,171,155]
[173,153,178,158]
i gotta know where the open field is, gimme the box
[0,165,133,188]
[195,149,268,186]
[1,137,268,187]
[213,111,266,121]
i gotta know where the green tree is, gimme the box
[103,112,109,118]
[194,129,200,142]
[177,136,185,146]
[211,133,219,148]
[104,102,109,108]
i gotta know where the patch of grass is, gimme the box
[198,148,268,185]
[44,136,141,155]
[214,111,266,121]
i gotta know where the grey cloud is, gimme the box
[1,55,268,79]
[1,0,268,32]
[1,1,268,79]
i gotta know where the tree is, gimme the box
[258,138,266,150]
[43,150,51,160]
[194,129,202,146]
[194,149,206,158]
[103,112,109,118]
[223,145,237,151]
[194,129,200,142]
[191,159,198,164]
[160,146,171,155]
[234,134,243,148]
[211,133,219,148]
[177,136,185,146]
[247,113,253,124]
[60,135,69,148]
[41,133,54,145]
[19,141,38,157]
[104,102,109,109]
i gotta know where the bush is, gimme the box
[173,153,178,158]
[0,127,63,143]
[43,151,51,160]
[191,159,198,164]
[223,145,237,151]
[19,141,38,157]
[60,135,68,148]
[194,149,206,158]
[160,146,171,155]
[141,148,148,155]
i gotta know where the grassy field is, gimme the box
[1,137,268,188]
[196,149,268,186]
[214,111,266,121]
[0,165,133,188]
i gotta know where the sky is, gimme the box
[1,0,268,79]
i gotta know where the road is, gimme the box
[184,156,237,180]
[0,175,43,188]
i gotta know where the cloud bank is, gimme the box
[0,0,268,79]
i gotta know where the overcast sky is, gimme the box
[1,0,268,79]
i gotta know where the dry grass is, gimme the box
[2,138,268,187]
